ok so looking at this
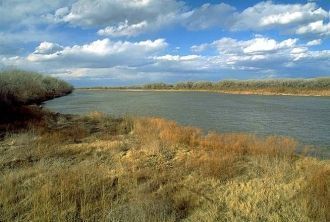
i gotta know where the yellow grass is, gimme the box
[0,110,329,221]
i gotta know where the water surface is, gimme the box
[45,90,330,156]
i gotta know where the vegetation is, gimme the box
[0,70,73,107]
[83,78,330,96]
[0,108,329,221]
[0,70,329,221]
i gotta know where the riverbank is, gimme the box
[79,77,330,97]
[78,88,330,97]
[0,107,329,221]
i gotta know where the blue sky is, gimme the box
[0,0,330,86]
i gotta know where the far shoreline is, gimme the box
[76,88,330,97]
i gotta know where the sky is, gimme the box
[0,0,330,86]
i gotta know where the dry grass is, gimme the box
[0,111,329,221]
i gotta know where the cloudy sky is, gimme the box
[1,0,330,86]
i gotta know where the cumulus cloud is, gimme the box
[306,39,322,46]
[243,38,297,54]
[33,42,64,54]
[27,38,167,67]
[210,37,297,55]
[53,0,183,34]
[48,0,329,39]
[2,34,330,84]
[0,0,73,29]
[155,55,201,62]
[233,1,328,30]
[296,20,330,36]
[1,1,330,84]
[182,36,330,74]
[182,1,330,38]
[1,0,329,60]
[0,0,76,56]
[97,20,148,37]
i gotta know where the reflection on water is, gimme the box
[45,90,330,156]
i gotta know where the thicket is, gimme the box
[0,70,73,107]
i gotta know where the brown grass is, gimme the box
[0,111,329,221]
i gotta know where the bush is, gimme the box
[0,70,73,107]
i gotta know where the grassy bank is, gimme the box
[82,78,330,96]
[0,108,329,221]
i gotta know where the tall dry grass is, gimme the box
[0,112,329,221]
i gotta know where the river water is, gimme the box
[45,90,330,156]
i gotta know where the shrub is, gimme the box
[0,70,73,107]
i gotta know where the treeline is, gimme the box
[82,78,330,95]
[0,70,73,107]
[141,78,330,92]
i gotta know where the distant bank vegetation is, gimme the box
[85,78,330,96]
[0,70,73,107]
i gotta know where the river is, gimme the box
[45,90,330,156]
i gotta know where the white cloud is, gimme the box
[179,1,330,39]
[155,54,201,61]
[306,39,322,46]
[0,1,76,56]
[34,42,64,54]
[2,35,330,83]
[183,1,330,40]
[211,37,297,56]
[243,38,297,54]
[1,1,330,84]
[234,1,328,30]
[261,11,305,26]
[0,0,73,28]
[55,7,70,17]
[27,38,167,66]
[53,0,183,35]
[49,1,329,39]
[1,0,329,60]
[296,20,330,36]
[97,20,148,37]
[184,36,330,74]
